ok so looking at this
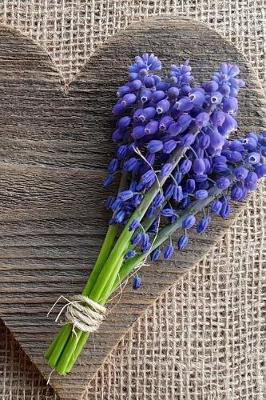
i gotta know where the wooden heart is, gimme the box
[0,17,265,400]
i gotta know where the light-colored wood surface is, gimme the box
[0,17,265,400]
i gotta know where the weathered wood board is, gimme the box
[0,17,265,400]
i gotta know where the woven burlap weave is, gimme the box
[0,1,265,399]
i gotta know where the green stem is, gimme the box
[82,172,128,295]
[45,324,73,368]
[45,173,128,370]
[46,139,199,374]
[63,257,124,374]
[82,224,118,296]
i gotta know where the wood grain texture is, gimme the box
[0,17,265,400]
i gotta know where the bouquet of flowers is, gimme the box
[45,54,266,374]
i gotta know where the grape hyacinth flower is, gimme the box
[46,54,265,375]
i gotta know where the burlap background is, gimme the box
[0,1,265,399]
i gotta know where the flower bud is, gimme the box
[177,235,189,250]
[195,189,208,200]
[180,159,192,174]
[133,276,142,289]
[193,158,205,175]
[163,140,177,154]
[150,248,161,261]
[147,140,163,153]
[132,125,145,140]
[197,216,211,233]
[163,245,174,260]
[121,93,137,106]
[159,115,174,131]
[182,214,196,229]
[144,120,159,135]
[151,90,166,102]
[211,200,222,214]
[234,166,249,180]
[244,172,258,190]
[156,99,170,114]
[216,177,231,189]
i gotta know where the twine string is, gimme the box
[48,295,106,334]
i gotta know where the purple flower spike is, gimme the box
[182,214,196,229]
[163,245,174,260]
[147,140,164,153]
[178,235,189,250]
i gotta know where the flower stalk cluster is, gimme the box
[45,54,266,374]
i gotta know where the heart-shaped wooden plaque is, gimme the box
[0,17,265,400]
